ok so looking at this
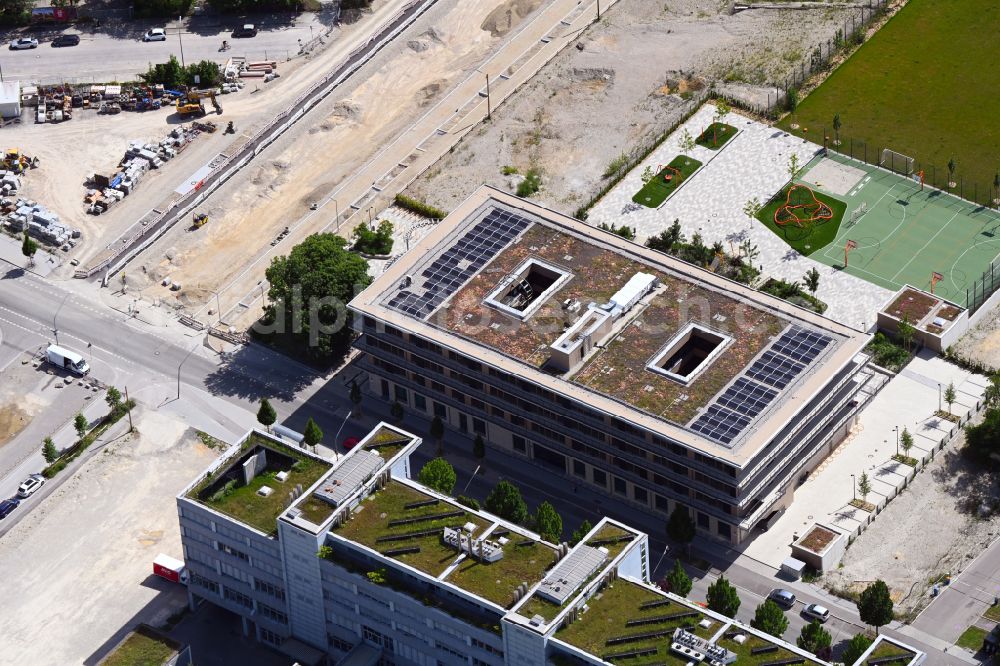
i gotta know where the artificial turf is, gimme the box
[756,184,846,256]
[695,123,737,150]
[779,0,1000,189]
[632,155,702,208]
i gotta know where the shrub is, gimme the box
[353,220,394,255]
[456,495,480,510]
[394,194,447,219]
[501,165,519,175]
[865,332,909,371]
[516,169,542,197]
[134,0,194,18]
[597,222,635,240]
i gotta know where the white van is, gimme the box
[46,344,90,375]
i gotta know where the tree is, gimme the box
[751,599,789,637]
[418,458,456,495]
[473,434,485,461]
[706,576,740,618]
[257,398,277,431]
[832,113,842,145]
[641,166,655,184]
[430,415,445,456]
[664,559,692,597]
[900,426,914,458]
[21,232,38,266]
[897,314,915,353]
[787,88,799,126]
[984,373,1000,409]
[857,471,872,502]
[73,413,88,440]
[803,267,821,294]
[944,382,957,415]
[390,400,404,421]
[352,220,394,255]
[857,579,894,634]
[965,407,1000,464]
[42,436,58,463]
[713,99,732,146]
[533,501,562,542]
[570,519,592,546]
[303,417,323,449]
[485,480,528,524]
[679,129,696,158]
[261,233,371,362]
[787,153,802,181]
[948,157,957,187]
[349,380,363,417]
[797,620,832,656]
[105,386,122,412]
[667,506,696,555]
[841,633,874,666]
[742,197,761,226]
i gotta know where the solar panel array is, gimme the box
[690,325,833,446]
[386,208,531,319]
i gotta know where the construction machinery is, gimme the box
[175,89,222,117]
[3,149,38,173]
[192,212,209,228]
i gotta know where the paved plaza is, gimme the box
[586,105,893,329]
[741,350,987,569]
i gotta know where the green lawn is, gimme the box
[631,155,702,208]
[696,122,737,150]
[586,523,636,560]
[984,604,1000,622]
[779,0,1000,192]
[956,626,988,651]
[716,634,822,666]
[103,628,180,666]
[756,184,846,256]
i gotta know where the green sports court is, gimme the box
[772,152,1000,306]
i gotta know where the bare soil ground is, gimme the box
[822,419,1000,617]
[404,0,860,214]
[951,308,1000,371]
[118,0,545,316]
[0,357,89,460]
[0,408,213,665]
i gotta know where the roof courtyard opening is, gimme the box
[484,258,572,319]
[648,324,731,385]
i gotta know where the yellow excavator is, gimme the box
[192,212,209,228]
[175,89,222,117]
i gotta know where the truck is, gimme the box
[153,553,188,584]
[46,344,90,375]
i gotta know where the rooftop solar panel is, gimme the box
[771,325,833,364]
[386,208,531,319]
[690,405,751,445]
[746,351,805,390]
[716,377,779,418]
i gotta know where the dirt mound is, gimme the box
[407,39,429,52]
[417,80,446,106]
[481,0,544,37]
[569,67,616,83]
[329,100,362,122]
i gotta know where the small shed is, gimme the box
[0,81,22,119]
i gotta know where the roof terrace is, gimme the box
[185,432,331,535]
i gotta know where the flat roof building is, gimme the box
[177,423,865,665]
[349,187,874,543]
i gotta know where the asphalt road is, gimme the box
[0,15,326,84]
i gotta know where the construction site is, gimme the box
[3,0,868,335]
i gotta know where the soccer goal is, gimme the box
[847,202,869,226]
[880,149,915,176]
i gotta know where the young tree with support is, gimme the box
[857,471,872,503]
[679,129,696,159]
[804,267,821,294]
[900,427,914,460]
[944,382,957,415]
[742,197,761,227]
[303,418,323,450]
[664,559,692,597]
[21,232,38,267]
[712,100,732,146]
[948,158,957,188]
[832,113,842,146]
[257,398,277,432]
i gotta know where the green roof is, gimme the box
[187,433,331,535]
[443,534,556,607]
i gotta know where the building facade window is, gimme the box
[573,459,586,477]
[433,402,447,418]
[613,477,627,496]
[260,628,284,646]
[363,625,395,651]
[394,386,408,403]
[414,393,427,412]
[512,435,526,453]
[592,469,607,487]
[254,579,285,601]
[697,512,710,530]
[217,542,249,562]
[223,587,253,608]
[258,602,288,625]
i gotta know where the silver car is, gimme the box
[9,37,39,50]
[16,474,45,498]
[142,28,167,42]
[803,603,830,623]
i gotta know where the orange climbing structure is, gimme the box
[774,185,834,228]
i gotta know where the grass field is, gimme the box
[696,122,737,150]
[796,153,1000,306]
[756,184,847,256]
[780,0,1000,190]
[632,155,702,208]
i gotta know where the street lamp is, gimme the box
[938,383,942,412]
[53,292,71,345]
[211,290,222,324]
[177,17,186,68]
[333,410,352,454]
[894,426,900,455]
[176,343,199,400]
[851,474,856,500]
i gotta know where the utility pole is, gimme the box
[597,0,601,20]
[177,343,198,400]
[177,18,186,68]
[124,386,134,433]
[53,292,71,345]
[486,73,491,121]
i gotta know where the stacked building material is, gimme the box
[6,199,80,247]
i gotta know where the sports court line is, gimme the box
[890,209,962,282]
[820,182,903,262]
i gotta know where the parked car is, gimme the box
[0,498,19,519]
[52,34,80,47]
[767,589,796,609]
[802,603,830,623]
[232,23,257,38]
[16,474,45,499]
[142,28,167,42]
[9,37,39,50]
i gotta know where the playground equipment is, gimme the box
[844,239,857,267]
[656,164,683,184]
[931,271,943,294]
[774,185,834,229]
